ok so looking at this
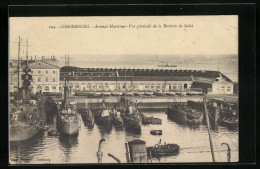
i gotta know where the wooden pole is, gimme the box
[17,36,21,98]
[125,143,130,163]
[149,150,153,163]
[203,96,215,162]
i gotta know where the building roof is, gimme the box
[60,66,232,82]
[9,59,59,69]
[60,76,193,82]
[193,78,215,84]
[27,61,60,69]
[193,77,233,85]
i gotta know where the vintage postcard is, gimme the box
[9,16,238,164]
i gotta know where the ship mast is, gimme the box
[26,38,28,68]
[131,70,134,105]
[124,68,126,94]
[203,95,216,162]
[20,38,32,101]
[17,36,21,98]
[63,54,70,105]
[131,70,134,93]
[124,68,127,106]
[64,75,67,105]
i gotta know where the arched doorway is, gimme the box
[52,86,56,92]
[37,86,42,93]
[45,86,49,92]
[184,83,188,89]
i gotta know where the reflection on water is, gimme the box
[9,131,45,164]
[9,108,239,164]
[96,124,113,135]
[124,125,142,137]
[168,117,201,131]
[59,134,79,163]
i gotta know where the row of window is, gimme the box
[64,83,187,90]
[62,72,115,77]
[10,77,18,82]
[216,86,232,92]
[65,83,187,87]
[32,70,56,74]
[35,85,57,92]
[10,76,56,83]
[11,85,57,92]
[36,77,56,82]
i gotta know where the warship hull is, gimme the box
[167,107,203,124]
[167,107,187,123]
[58,118,79,135]
[81,110,94,127]
[122,115,141,129]
[10,125,42,142]
[112,116,123,126]
[95,115,111,125]
[9,101,46,142]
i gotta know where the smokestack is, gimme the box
[35,55,36,61]
[42,56,45,61]
[31,55,32,60]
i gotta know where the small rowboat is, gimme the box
[222,119,238,129]
[150,130,162,135]
[142,116,162,125]
[48,130,59,136]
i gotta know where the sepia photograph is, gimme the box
[9,15,239,164]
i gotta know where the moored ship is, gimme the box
[120,98,142,130]
[10,99,46,142]
[111,109,123,126]
[81,108,95,127]
[215,100,238,130]
[9,37,46,142]
[94,100,113,125]
[57,75,79,135]
[57,105,79,135]
[167,104,203,125]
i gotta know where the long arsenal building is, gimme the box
[59,66,235,94]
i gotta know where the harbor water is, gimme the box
[9,105,238,164]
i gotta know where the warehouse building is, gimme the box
[191,76,234,94]
[59,66,234,94]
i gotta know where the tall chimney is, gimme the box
[35,55,36,61]
[42,56,44,61]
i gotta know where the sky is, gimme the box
[9,16,238,61]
